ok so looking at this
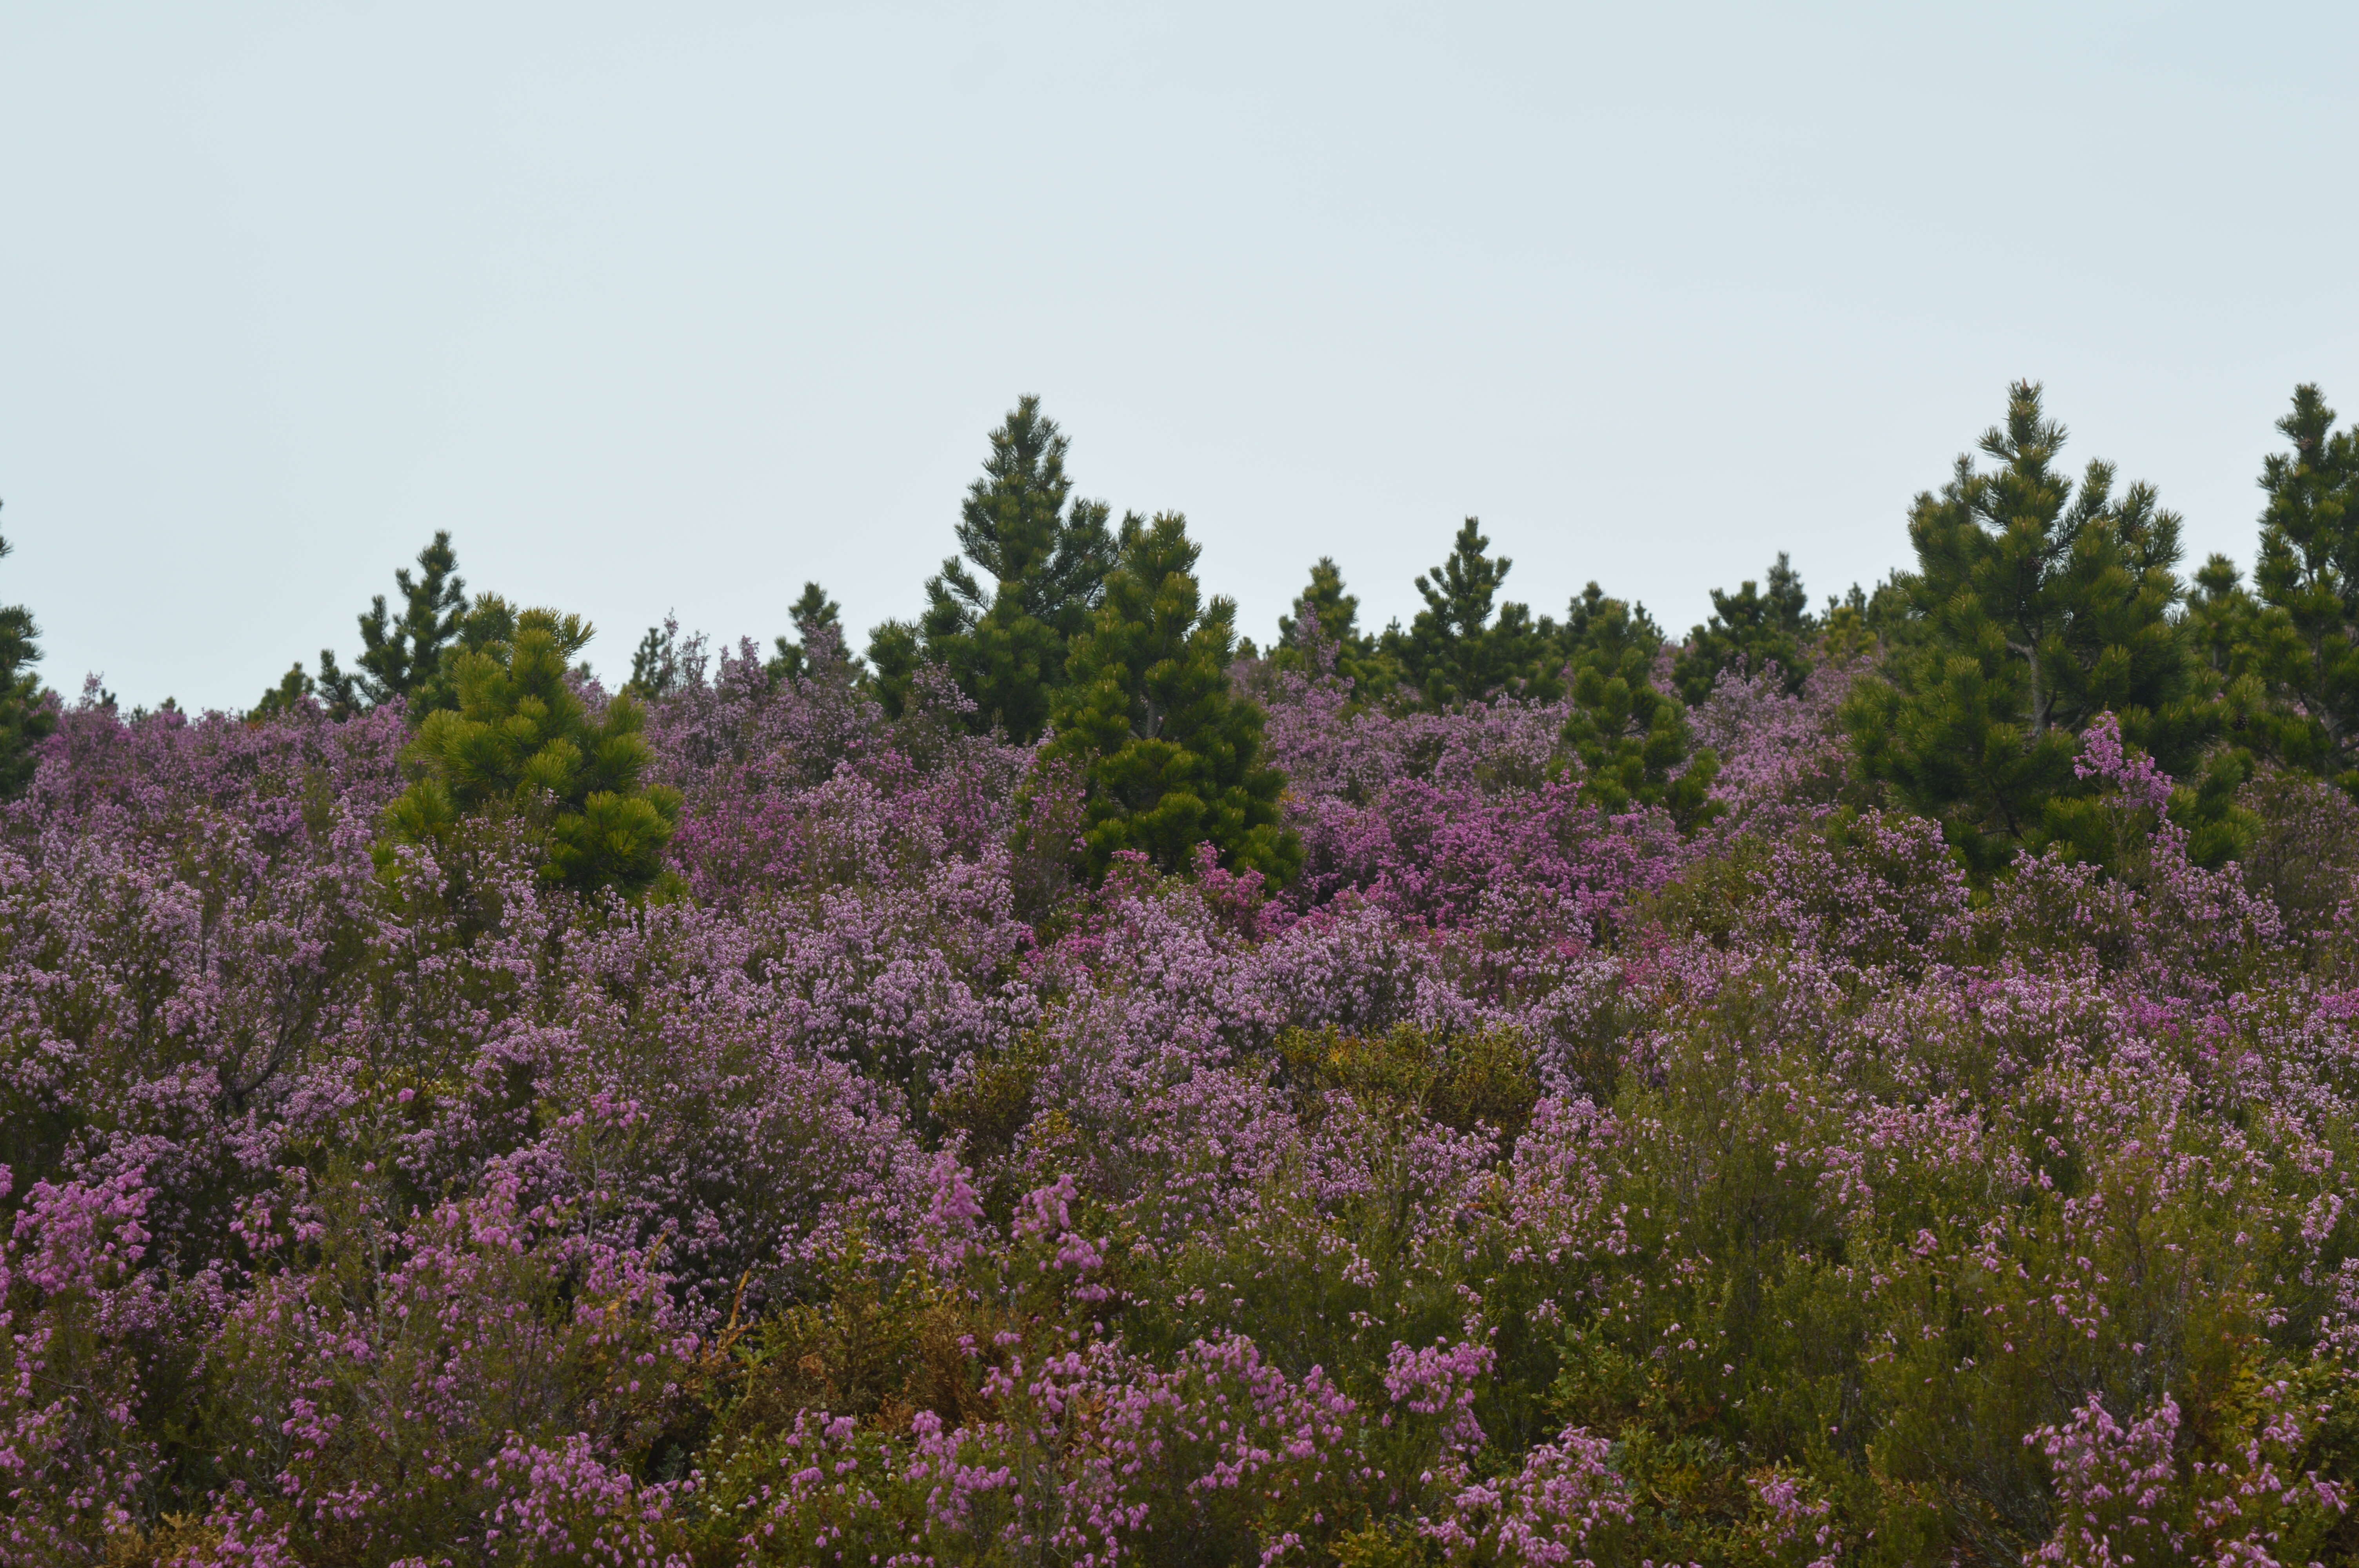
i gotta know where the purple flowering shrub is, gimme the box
[7,659,2359,1566]
[198,1167,700,1565]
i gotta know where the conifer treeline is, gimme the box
[0,510,58,797]
[4,379,2357,888]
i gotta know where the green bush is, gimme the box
[378,606,681,898]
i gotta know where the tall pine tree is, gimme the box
[1843,382,2219,875]
[352,530,467,707]
[624,617,683,702]
[766,582,863,684]
[267,532,472,719]
[1673,552,1816,702]
[1276,557,1361,661]
[1561,584,1717,824]
[876,397,1119,741]
[1386,519,1554,707]
[1042,513,1299,882]
[0,519,57,797]
[2248,384,2359,795]
[1270,557,1397,699]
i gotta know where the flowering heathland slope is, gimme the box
[6,623,2359,1568]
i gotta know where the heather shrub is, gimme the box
[2241,766,2359,937]
[13,606,2359,1567]
[197,1166,697,1565]
[0,1162,179,1564]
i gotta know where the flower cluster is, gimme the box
[5,660,2359,1565]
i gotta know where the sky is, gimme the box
[3,2,2356,711]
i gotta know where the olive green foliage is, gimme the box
[1386,517,1558,707]
[1843,381,2225,876]
[1041,513,1301,882]
[876,396,1120,741]
[1561,583,1719,824]
[1276,1023,1543,1143]
[1315,518,1719,820]
[0,525,57,797]
[379,607,682,897]
[408,593,577,716]
[1674,552,1817,702]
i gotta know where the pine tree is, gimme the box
[1276,557,1359,657]
[1042,513,1299,881]
[1842,382,2219,875]
[1387,519,1554,707]
[0,523,58,797]
[251,661,318,721]
[1560,584,1716,823]
[285,532,472,719]
[387,592,517,718]
[864,619,923,720]
[1673,552,1816,702]
[625,618,682,702]
[379,607,679,897]
[2249,384,2359,795]
[2182,555,2293,766]
[2185,555,2254,681]
[353,532,468,706]
[884,397,1119,742]
[1271,557,1397,699]
[766,582,863,684]
[313,651,366,720]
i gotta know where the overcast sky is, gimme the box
[4,3,2355,710]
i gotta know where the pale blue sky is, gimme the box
[4,3,2355,710]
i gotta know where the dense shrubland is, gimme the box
[5,385,2359,1565]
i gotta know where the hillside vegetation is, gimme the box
[7,385,2359,1566]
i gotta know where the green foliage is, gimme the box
[863,618,923,720]
[0,524,57,796]
[1386,518,1557,707]
[1843,381,2220,876]
[624,616,681,701]
[378,606,682,897]
[247,661,316,722]
[1674,551,1817,703]
[886,396,1120,742]
[2248,383,2359,795]
[2237,766,2359,938]
[1561,583,1718,824]
[1041,513,1301,882]
[201,1163,695,1568]
[267,531,474,720]
[402,592,605,719]
[1275,556,1359,657]
[1270,556,1399,700]
[2185,552,2259,688]
[353,530,468,707]
[1276,1023,1542,1142]
[2183,552,2297,776]
[763,581,861,684]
